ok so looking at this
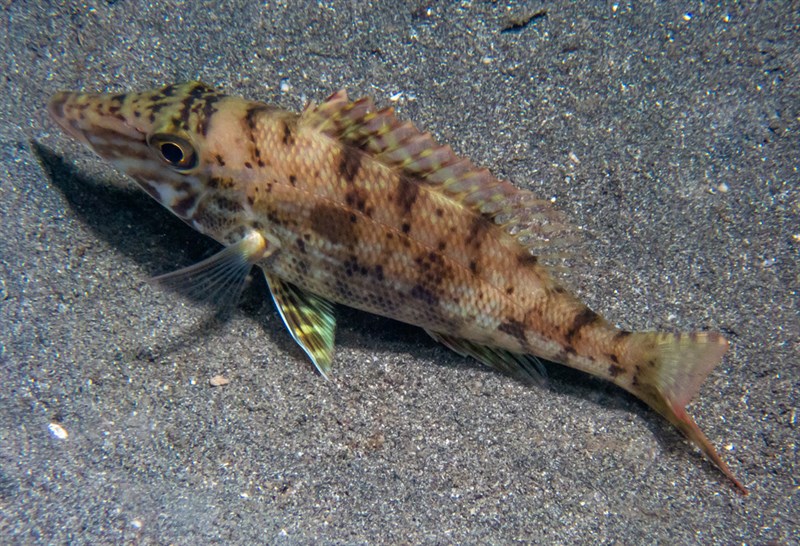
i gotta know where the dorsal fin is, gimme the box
[302,90,580,267]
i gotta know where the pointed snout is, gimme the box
[47,90,145,148]
[48,91,89,144]
[47,91,71,123]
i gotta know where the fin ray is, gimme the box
[426,330,546,384]
[150,230,272,311]
[628,331,747,494]
[265,273,336,378]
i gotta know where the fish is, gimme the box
[47,81,746,494]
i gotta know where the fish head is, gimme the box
[48,81,262,232]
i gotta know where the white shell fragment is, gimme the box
[48,422,68,440]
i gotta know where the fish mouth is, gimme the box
[47,91,146,149]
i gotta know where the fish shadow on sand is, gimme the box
[32,141,446,368]
[33,141,697,473]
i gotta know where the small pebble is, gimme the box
[209,375,230,387]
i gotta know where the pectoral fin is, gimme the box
[151,230,276,309]
[426,330,546,384]
[265,273,336,378]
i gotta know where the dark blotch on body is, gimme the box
[338,145,363,183]
[466,216,490,248]
[342,255,364,278]
[197,95,221,136]
[281,119,294,146]
[245,105,277,133]
[632,364,643,387]
[395,177,419,216]
[613,330,632,342]
[498,318,527,345]
[172,195,197,218]
[608,363,624,378]
[188,82,212,97]
[177,94,195,129]
[564,308,600,345]
[345,187,370,214]
[215,197,243,213]
[410,284,439,306]
[150,102,167,115]
[310,204,358,245]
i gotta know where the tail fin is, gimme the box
[627,331,747,494]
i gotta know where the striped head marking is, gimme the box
[48,82,247,227]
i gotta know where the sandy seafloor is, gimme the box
[1,1,797,544]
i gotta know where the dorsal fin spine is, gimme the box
[302,90,579,264]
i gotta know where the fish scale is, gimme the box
[48,81,746,494]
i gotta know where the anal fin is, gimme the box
[264,273,336,379]
[426,330,546,384]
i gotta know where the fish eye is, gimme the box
[148,133,197,171]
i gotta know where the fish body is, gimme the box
[48,82,745,493]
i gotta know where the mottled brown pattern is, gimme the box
[214,196,244,213]
[172,195,197,218]
[414,250,453,292]
[410,283,439,306]
[196,95,222,136]
[47,82,745,494]
[344,186,371,216]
